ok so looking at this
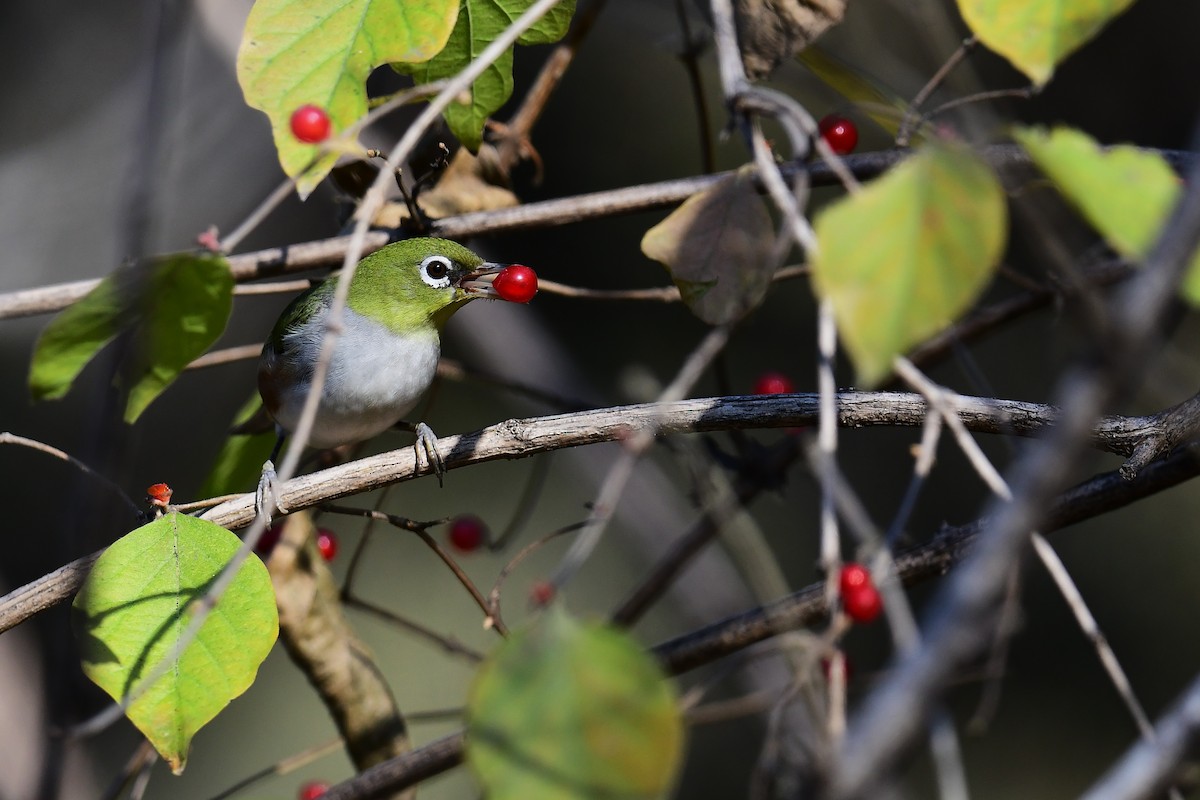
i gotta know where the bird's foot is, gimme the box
[255,459,289,524]
[413,423,446,487]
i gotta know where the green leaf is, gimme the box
[811,141,1006,385]
[395,0,576,151]
[123,254,235,422]
[29,271,126,403]
[73,513,278,774]
[956,0,1136,85]
[237,0,461,197]
[1013,125,1200,306]
[29,253,233,423]
[641,168,776,324]
[200,394,278,499]
[466,606,684,800]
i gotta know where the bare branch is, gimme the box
[0,390,1182,636]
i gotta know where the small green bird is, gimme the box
[257,237,520,475]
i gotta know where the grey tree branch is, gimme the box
[3,147,1193,321]
[0,390,1192,638]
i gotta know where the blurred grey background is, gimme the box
[2,0,1200,798]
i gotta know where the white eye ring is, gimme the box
[419,255,454,288]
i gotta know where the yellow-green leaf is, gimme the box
[237,0,460,197]
[812,142,1006,385]
[641,168,775,324]
[956,0,1136,85]
[1014,125,1200,305]
[73,513,278,774]
[466,606,684,800]
[395,0,576,151]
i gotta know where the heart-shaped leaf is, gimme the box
[811,141,1006,385]
[466,606,684,800]
[641,168,776,324]
[237,0,460,197]
[73,513,278,773]
[956,0,1136,85]
[395,0,576,151]
[1014,125,1200,306]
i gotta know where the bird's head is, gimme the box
[348,237,507,333]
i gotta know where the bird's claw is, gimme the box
[413,423,445,487]
[255,459,289,524]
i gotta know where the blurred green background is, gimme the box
[2,0,1200,797]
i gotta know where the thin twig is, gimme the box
[323,505,505,636]
[486,521,587,632]
[208,737,344,800]
[0,432,141,518]
[896,37,977,146]
[343,595,486,664]
[547,324,733,589]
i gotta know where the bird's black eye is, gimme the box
[419,254,454,288]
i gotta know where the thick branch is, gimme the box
[3,147,1194,320]
[0,391,1180,636]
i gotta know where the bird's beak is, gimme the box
[456,262,505,298]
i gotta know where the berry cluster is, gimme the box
[839,562,882,623]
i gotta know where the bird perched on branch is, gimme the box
[256,237,537,487]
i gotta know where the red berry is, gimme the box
[818,114,858,155]
[843,584,882,623]
[255,523,283,557]
[753,371,794,395]
[316,528,338,561]
[530,580,556,606]
[492,265,538,303]
[298,781,330,800]
[448,514,487,553]
[146,483,173,507]
[290,105,331,144]
[839,562,871,595]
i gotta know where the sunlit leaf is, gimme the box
[73,513,278,774]
[237,0,460,197]
[467,606,684,800]
[395,0,576,151]
[811,141,1006,385]
[641,168,776,324]
[956,0,1136,85]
